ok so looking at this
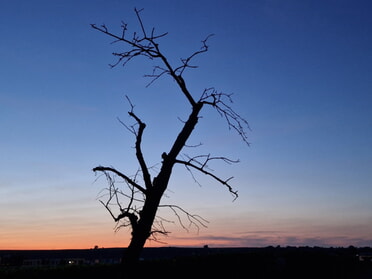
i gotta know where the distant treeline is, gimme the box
[1,246,371,279]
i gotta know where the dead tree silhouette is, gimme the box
[91,8,249,264]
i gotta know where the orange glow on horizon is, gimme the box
[2,228,370,250]
[1,209,371,250]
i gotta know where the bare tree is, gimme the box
[91,8,249,264]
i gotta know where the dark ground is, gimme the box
[1,247,371,279]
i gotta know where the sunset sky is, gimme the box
[1,0,372,250]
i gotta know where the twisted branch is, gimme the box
[95,169,140,231]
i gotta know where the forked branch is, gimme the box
[158,204,209,233]
[175,154,239,200]
[200,88,250,145]
[95,170,140,231]
[91,8,214,107]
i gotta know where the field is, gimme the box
[1,247,371,278]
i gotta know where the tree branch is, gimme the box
[91,10,213,107]
[174,34,214,76]
[93,166,147,194]
[166,103,203,162]
[200,88,250,145]
[175,156,239,200]
[158,204,208,233]
[96,171,140,230]
[125,96,152,189]
[99,200,138,229]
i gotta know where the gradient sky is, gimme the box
[1,0,372,249]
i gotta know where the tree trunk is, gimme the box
[123,188,164,264]
[123,103,203,264]
[123,228,148,264]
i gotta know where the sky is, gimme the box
[1,0,372,250]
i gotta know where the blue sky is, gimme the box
[1,0,372,249]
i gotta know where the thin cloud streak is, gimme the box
[169,232,372,248]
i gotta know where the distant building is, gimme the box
[358,252,372,262]
[0,248,123,267]
[0,247,230,268]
